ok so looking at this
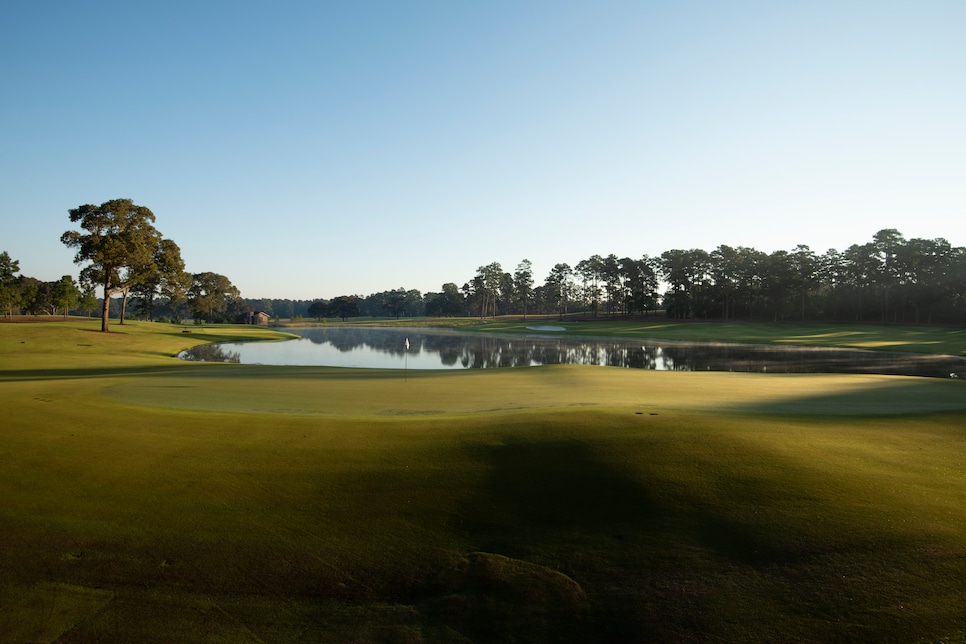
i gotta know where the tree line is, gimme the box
[2,198,964,328]
[302,229,966,326]
[2,199,251,330]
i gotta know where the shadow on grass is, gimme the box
[435,438,657,640]
[0,363,441,383]
[0,365,206,382]
[435,424,966,641]
[723,377,966,416]
[463,439,657,540]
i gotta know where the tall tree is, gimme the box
[133,238,190,321]
[18,277,46,315]
[660,249,710,319]
[51,275,79,317]
[543,263,574,320]
[898,237,952,324]
[842,242,878,321]
[0,251,21,317]
[404,289,424,317]
[601,254,625,316]
[78,286,99,318]
[61,199,161,332]
[513,259,534,319]
[189,272,240,323]
[872,228,906,322]
[710,245,741,320]
[575,254,604,317]
[818,248,846,320]
[790,244,818,321]
[473,262,503,319]
[328,295,360,321]
[383,288,408,319]
[308,299,328,321]
[424,282,465,317]
[622,256,659,317]
[761,251,796,321]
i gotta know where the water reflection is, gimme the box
[176,327,966,379]
[180,343,241,363]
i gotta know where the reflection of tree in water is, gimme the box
[179,344,241,363]
[278,328,966,377]
[301,327,413,357]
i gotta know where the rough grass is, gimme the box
[3,321,966,642]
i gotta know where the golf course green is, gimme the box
[2,319,966,642]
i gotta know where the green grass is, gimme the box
[3,320,966,641]
[460,318,966,356]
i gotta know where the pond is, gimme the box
[177,326,966,379]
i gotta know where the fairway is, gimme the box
[3,321,966,642]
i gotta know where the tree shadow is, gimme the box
[460,438,658,548]
[722,378,966,416]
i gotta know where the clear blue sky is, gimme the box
[3,1,965,300]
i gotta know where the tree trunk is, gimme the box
[120,288,129,324]
[100,284,111,332]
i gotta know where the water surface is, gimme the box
[178,327,966,378]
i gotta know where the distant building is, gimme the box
[238,311,270,325]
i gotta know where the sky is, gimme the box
[2,1,965,300]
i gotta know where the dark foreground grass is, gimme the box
[3,321,966,642]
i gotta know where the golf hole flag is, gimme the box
[405,337,410,351]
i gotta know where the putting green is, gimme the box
[101,364,966,417]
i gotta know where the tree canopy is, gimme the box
[61,199,164,331]
[188,272,242,323]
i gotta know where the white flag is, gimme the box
[405,337,410,351]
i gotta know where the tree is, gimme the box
[328,295,360,321]
[790,244,817,321]
[761,251,796,321]
[189,272,240,323]
[425,283,465,317]
[78,286,99,318]
[383,288,408,319]
[133,238,190,321]
[0,251,21,317]
[623,256,659,317]
[61,199,161,332]
[543,263,574,320]
[872,228,906,322]
[404,289,424,317]
[601,254,624,316]
[473,262,503,319]
[709,245,741,320]
[51,275,79,317]
[498,271,514,316]
[308,299,329,321]
[18,277,46,315]
[842,242,878,321]
[513,259,534,319]
[898,237,953,324]
[660,249,710,319]
[117,218,162,324]
[818,248,846,320]
[575,255,604,317]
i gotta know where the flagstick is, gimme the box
[404,337,409,381]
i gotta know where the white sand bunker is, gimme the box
[526,325,566,331]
